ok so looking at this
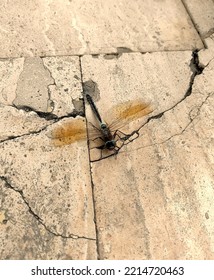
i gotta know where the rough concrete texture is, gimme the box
[0,105,52,141]
[183,0,214,38]
[0,56,83,117]
[0,0,203,57]
[0,116,96,259]
[198,34,214,67]
[0,1,214,260]
[82,50,214,259]
[0,180,96,259]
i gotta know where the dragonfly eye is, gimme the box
[105,140,116,150]
[100,123,107,129]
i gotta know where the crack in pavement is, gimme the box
[0,176,96,241]
[0,108,86,145]
[203,57,214,68]
[129,91,213,154]
[79,55,100,259]
[156,91,213,145]
[41,57,56,114]
[89,50,205,162]
[129,50,204,138]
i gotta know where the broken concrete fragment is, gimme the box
[0,117,95,239]
[42,56,83,117]
[13,57,54,112]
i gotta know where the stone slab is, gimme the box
[82,51,214,259]
[183,0,214,38]
[0,180,96,259]
[0,56,83,117]
[0,55,96,259]
[0,116,96,259]
[0,0,203,58]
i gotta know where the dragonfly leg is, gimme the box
[114,129,140,145]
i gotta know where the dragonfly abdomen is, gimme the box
[86,94,102,123]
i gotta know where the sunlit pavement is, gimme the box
[0,0,214,259]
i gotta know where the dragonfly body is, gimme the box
[86,94,116,150]
[49,93,153,161]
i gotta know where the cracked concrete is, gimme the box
[0,1,214,260]
[0,179,96,259]
[81,48,214,259]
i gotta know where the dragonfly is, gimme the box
[48,94,153,161]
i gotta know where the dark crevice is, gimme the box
[12,104,58,120]
[147,50,204,123]
[0,176,95,241]
[79,56,100,259]
[0,104,85,145]
[12,101,84,121]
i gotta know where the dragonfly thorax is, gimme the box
[100,123,107,129]
[99,122,116,150]
[105,140,116,150]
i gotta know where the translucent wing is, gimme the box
[48,118,87,147]
[105,99,153,131]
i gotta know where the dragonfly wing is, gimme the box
[47,118,87,147]
[105,99,153,131]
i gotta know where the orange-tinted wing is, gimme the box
[105,99,153,131]
[48,118,87,147]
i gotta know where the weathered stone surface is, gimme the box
[198,34,214,67]
[0,105,52,141]
[0,56,82,117]
[82,51,214,259]
[0,58,24,105]
[183,0,214,38]
[13,57,54,112]
[0,178,96,259]
[0,0,203,57]
[1,0,213,261]
[0,113,96,259]
[43,56,83,117]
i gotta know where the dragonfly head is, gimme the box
[105,140,116,150]
[100,123,107,129]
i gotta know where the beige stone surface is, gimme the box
[0,0,203,57]
[0,58,24,105]
[0,105,52,141]
[82,51,214,259]
[0,56,83,117]
[0,115,96,259]
[0,180,96,259]
[183,0,214,38]
[198,34,214,67]
[0,0,214,261]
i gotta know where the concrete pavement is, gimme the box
[0,0,214,259]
